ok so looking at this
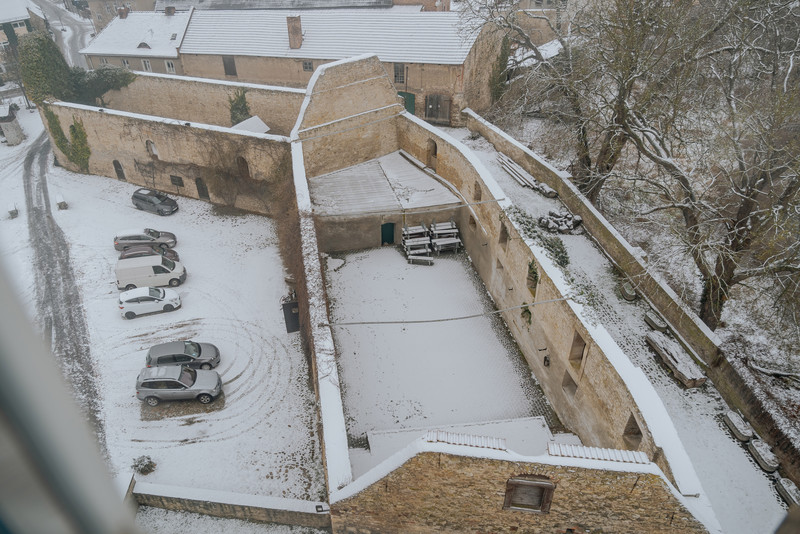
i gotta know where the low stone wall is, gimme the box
[462,108,800,483]
[133,481,331,529]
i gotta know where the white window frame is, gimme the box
[12,21,26,28]
[121,58,130,69]
[164,60,175,74]
[99,57,108,65]
[142,59,152,72]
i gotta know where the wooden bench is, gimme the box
[432,237,462,255]
[407,255,434,266]
[403,224,428,240]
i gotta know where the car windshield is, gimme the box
[148,287,164,298]
[151,196,164,204]
[145,228,159,238]
[178,367,196,387]
[162,257,175,270]
[183,341,200,357]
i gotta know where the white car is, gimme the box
[119,287,181,319]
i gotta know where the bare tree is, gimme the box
[621,0,800,329]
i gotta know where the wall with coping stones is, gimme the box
[133,491,331,529]
[463,108,800,484]
[330,452,706,533]
[44,102,291,215]
[394,114,680,485]
[100,73,305,136]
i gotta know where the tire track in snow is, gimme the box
[22,133,106,455]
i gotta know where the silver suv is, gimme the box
[146,341,221,370]
[135,366,222,407]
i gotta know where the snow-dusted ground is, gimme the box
[0,109,325,503]
[324,248,561,475]
[446,127,788,534]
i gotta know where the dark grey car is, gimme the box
[132,188,178,216]
[135,366,222,406]
[146,340,221,370]
[118,244,180,262]
[113,228,177,250]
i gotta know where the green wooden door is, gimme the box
[398,91,415,115]
[381,223,395,245]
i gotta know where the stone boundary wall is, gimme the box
[395,113,708,497]
[101,72,305,136]
[330,448,708,534]
[462,109,800,484]
[132,480,331,529]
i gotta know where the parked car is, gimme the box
[114,228,177,251]
[146,341,221,370]
[116,255,187,290]
[118,244,179,262]
[131,188,178,216]
[119,287,181,319]
[136,366,222,407]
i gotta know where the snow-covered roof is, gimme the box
[80,11,192,58]
[231,115,270,133]
[0,0,30,25]
[181,10,478,64]
[155,0,392,9]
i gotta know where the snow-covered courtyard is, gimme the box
[0,109,324,502]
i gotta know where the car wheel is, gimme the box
[163,304,174,312]
[168,278,180,287]
[145,396,160,407]
[124,311,136,320]
[200,363,211,370]
[197,394,213,404]
[125,284,136,291]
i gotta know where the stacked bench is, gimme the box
[402,221,463,264]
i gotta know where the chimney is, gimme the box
[287,16,303,49]
[117,6,129,19]
[165,6,176,16]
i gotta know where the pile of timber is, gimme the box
[497,153,557,198]
[539,210,583,234]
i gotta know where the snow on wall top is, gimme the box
[547,443,650,464]
[80,11,192,58]
[0,0,30,24]
[425,430,507,451]
[180,10,478,64]
[155,0,392,9]
[130,70,306,93]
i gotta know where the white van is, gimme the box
[116,255,187,290]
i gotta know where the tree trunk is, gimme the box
[699,256,735,331]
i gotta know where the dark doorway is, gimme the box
[427,139,437,171]
[236,156,250,180]
[195,177,210,200]
[381,223,395,245]
[112,160,126,181]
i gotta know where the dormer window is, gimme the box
[170,33,177,40]
[137,42,151,49]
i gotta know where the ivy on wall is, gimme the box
[43,106,90,172]
[228,87,251,126]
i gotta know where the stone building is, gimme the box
[40,55,720,532]
[0,105,24,146]
[81,8,502,126]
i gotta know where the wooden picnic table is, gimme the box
[432,237,462,254]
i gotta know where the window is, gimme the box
[569,331,586,368]
[12,21,26,28]
[145,140,158,159]
[302,60,313,72]
[165,60,175,73]
[222,55,237,76]
[562,370,578,397]
[99,57,108,65]
[623,414,643,449]
[96,13,103,21]
[142,59,152,72]
[170,175,183,187]
[112,160,126,181]
[499,223,509,249]
[394,63,405,84]
[170,33,177,41]
[236,156,250,179]
[473,180,482,202]
[121,59,130,69]
[527,261,539,296]
[503,476,554,513]
[105,4,113,14]
[153,266,169,274]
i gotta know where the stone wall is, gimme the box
[100,73,305,136]
[331,451,707,533]
[395,114,683,486]
[44,102,291,215]
[463,108,800,484]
